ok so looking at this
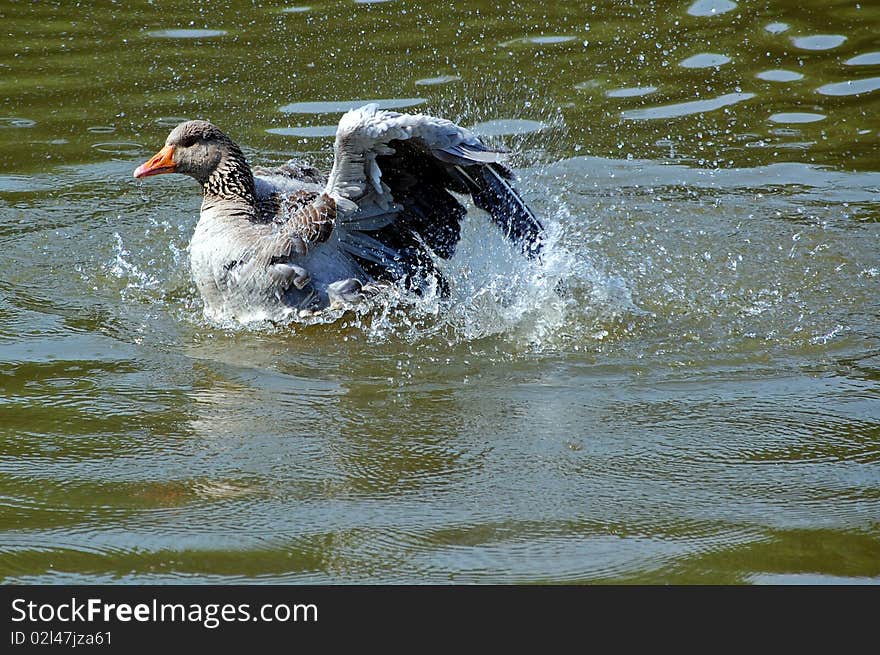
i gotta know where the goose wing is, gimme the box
[323,104,544,276]
[258,104,545,301]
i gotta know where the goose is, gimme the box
[133,104,544,324]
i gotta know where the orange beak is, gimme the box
[133,145,176,179]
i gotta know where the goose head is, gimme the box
[133,120,255,203]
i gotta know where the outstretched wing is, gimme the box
[323,104,544,277]
[255,104,545,305]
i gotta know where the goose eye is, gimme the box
[179,135,199,148]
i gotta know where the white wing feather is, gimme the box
[324,103,507,212]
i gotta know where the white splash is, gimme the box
[109,232,161,299]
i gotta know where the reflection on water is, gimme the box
[155,116,191,128]
[279,98,427,114]
[0,0,878,584]
[147,29,228,39]
[769,112,825,124]
[687,0,738,17]
[790,34,847,51]
[817,77,880,97]
[621,92,756,120]
[764,22,790,34]
[606,86,658,98]
[845,52,880,66]
[266,125,338,138]
[414,75,461,87]
[0,117,37,128]
[679,53,731,69]
[756,70,804,82]
[499,35,578,47]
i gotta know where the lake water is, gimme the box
[1,0,878,583]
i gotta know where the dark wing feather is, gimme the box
[449,162,544,257]
[375,139,465,260]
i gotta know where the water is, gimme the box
[1,0,878,584]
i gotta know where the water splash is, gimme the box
[430,205,643,349]
[109,232,161,295]
[107,229,194,316]
[218,187,645,353]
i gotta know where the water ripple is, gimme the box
[147,29,227,39]
[769,112,825,124]
[687,0,737,17]
[817,77,880,97]
[414,74,461,86]
[499,36,577,47]
[764,22,789,34]
[279,98,425,114]
[622,92,755,120]
[91,141,143,155]
[0,117,36,128]
[756,69,804,82]
[679,53,731,69]
[606,86,658,98]
[266,125,337,138]
[791,34,846,50]
[845,52,880,66]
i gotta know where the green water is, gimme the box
[1,0,878,583]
